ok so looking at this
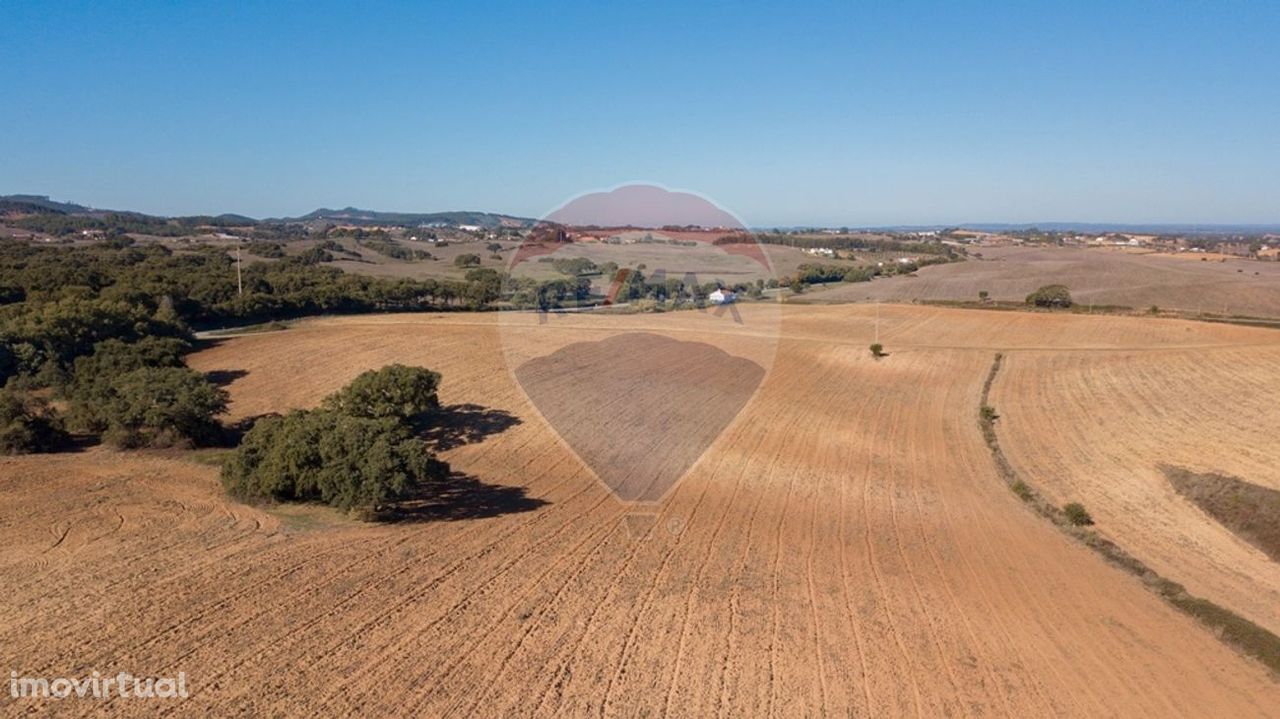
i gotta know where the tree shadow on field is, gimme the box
[381,471,547,522]
[215,412,278,447]
[418,403,522,451]
[204,368,249,387]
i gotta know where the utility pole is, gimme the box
[235,238,243,297]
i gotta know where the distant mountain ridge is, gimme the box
[278,206,533,228]
[0,195,94,215]
[0,195,533,229]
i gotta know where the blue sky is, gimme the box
[2,1,1278,226]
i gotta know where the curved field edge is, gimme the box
[979,353,1280,676]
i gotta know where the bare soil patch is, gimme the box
[1163,465,1280,562]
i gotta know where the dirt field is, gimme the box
[805,245,1280,317]
[3,305,1279,715]
[992,344,1280,637]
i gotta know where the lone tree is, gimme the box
[1025,284,1073,308]
[453,253,482,268]
[978,290,990,302]
[869,343,886,359]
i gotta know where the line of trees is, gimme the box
[11,212,250,238]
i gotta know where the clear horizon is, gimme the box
[3,2,1279,226]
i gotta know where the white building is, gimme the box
[708,288,736,304]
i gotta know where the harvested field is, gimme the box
[3,305,1279,715]
[806,245,1280,318]
[993,347,1280,636]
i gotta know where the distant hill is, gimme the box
[280,207,533,229]
[0,195,533,229]
[0,195,93,215]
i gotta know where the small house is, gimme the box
[709,288,736,304]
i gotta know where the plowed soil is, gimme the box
[3,305,1278,716]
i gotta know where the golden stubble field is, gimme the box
[2,304,1279,716]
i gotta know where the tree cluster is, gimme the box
[1025,284,1074,308]
[222,365,450,513]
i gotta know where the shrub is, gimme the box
[869,343,885,358]
[980,405,999,422]
[222,409,448,512]
[1063,502,1094,526]
[0,388,69,454]
[1011,480,1033,501]
[453,253,482,268]
[1025,284,1073,308]
[978,290,990,302]
[322,364,441,421]
[93,367,228,447]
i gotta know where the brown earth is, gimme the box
[2,305,1279,715]
[805,245,1280,318]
